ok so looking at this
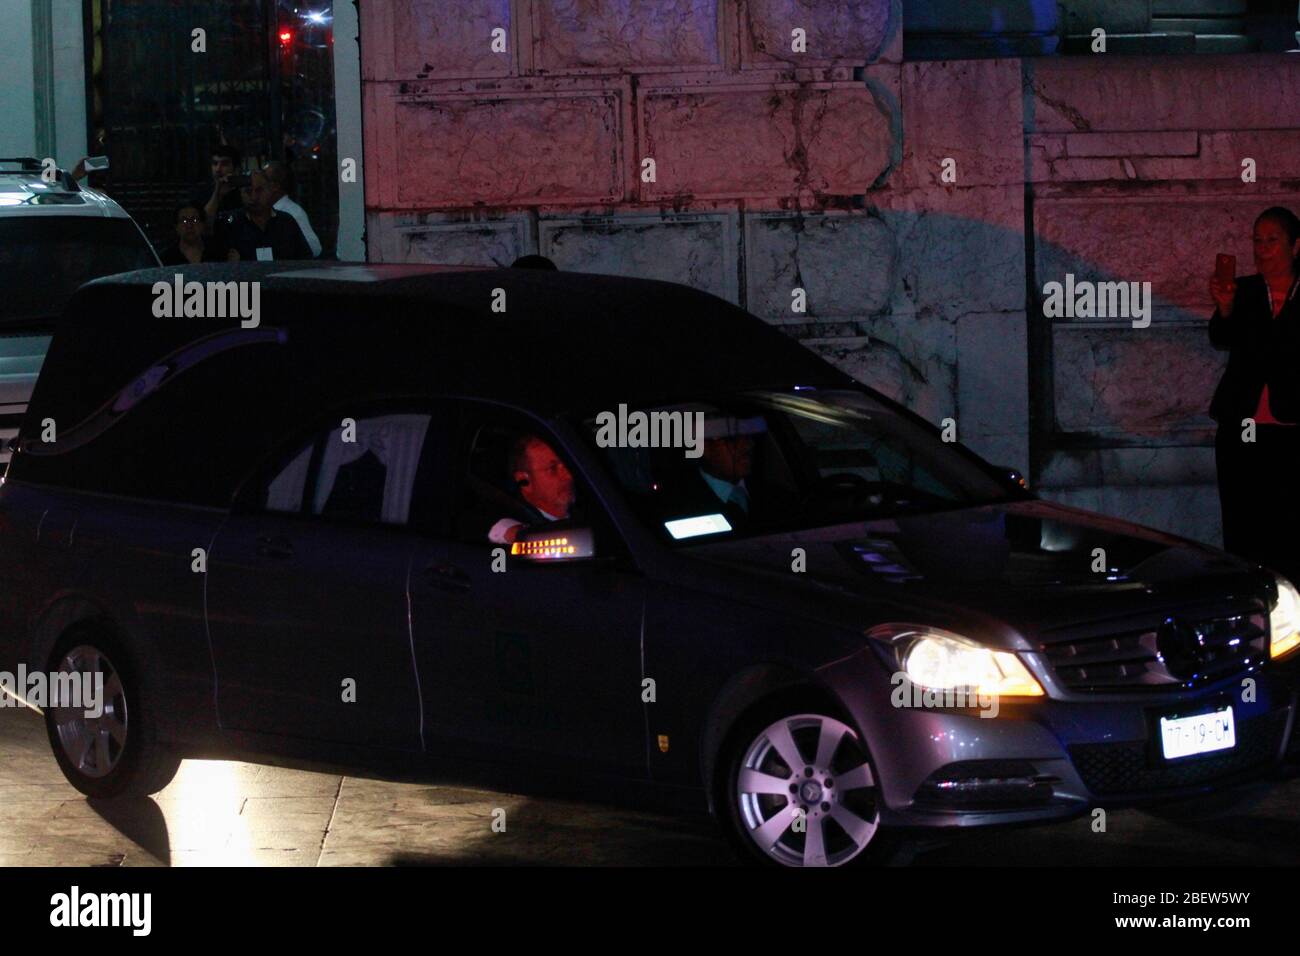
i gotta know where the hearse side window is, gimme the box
[453,418,574,544]
[265,414,433,526]
[446,404,625,558]
[579,388,1012,543]
[11,319,298,506]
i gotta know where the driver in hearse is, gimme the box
[485,434,577,545]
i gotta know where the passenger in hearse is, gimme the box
[661,413,768,530]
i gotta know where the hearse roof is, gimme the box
[64,262,853,413]
[79,261,742,325]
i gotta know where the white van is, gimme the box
[0,158,159,467]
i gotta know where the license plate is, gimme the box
[1159,706,1236,760]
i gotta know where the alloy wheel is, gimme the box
[50,644,128,780]
[735,713,880,867]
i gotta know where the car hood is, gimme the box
[684,499,1270,642]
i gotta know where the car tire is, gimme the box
[43,628,181,799]
[715,693,903,867]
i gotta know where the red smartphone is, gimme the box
[1215,253,1236,282]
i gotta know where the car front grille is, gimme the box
[1069,711,1286,796]
[1041,611,1268,693]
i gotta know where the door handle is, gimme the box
[423,562,471,593]
[256,534,294,559]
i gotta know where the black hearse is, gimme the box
[0,262,1296,867]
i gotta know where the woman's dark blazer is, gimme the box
[1208,273,1300,424]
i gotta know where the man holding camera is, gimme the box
[191,144,247,225]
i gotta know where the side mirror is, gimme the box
[510,525,596,562]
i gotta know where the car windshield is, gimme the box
[0,218,158,326]
[580,388,1015,542]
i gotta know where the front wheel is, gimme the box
[718,702,899,866]
[44,630,181,799]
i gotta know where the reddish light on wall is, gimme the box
[278,28,294,47]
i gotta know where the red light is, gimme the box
[278,29,293,46]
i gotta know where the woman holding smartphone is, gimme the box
[1208,206,1300,581]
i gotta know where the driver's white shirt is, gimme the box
[488,507,562,544]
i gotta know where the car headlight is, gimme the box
[872,625,1045,697]
[1270,575,1300,660]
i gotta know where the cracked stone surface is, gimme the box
[1030,129,1300,184]
[900,58,1024,190]
[956,310,1029,470]
[372,216,532,266]
[391,1,514,79]
[804,316,955,424]
[1035,199,1275,310]
[639,83,895,200]
[739,0,892,66]
[877,184,1027,320]
[391,91,625,207]
[1052,327,1222,438]
[1027,55,1300,134]
[744,212,895,319]
[541,214,737,302]
[735,188,1027,446]
[533,0,720,71]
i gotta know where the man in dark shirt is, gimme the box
[211,170,313,262]
[190,144,245,225]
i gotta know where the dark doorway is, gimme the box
[82,0,338,255]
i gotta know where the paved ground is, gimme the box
[2,704,1297,866]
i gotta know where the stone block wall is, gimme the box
[360,1,1300,546]
[1025,53,1300,545]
